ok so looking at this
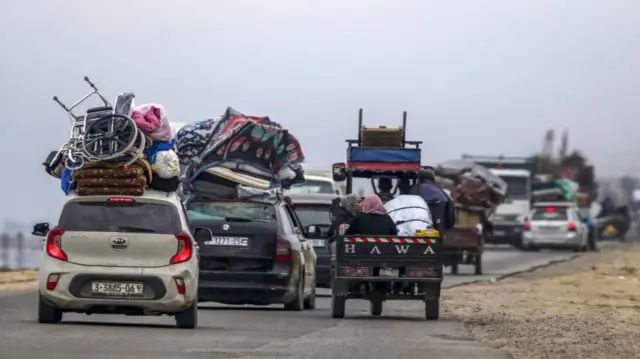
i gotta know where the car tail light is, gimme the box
[46,227,68,261]
[174,277,185,295]
[407,267,437,277]
[523,221,531,231]
[339,267,372,276]
[275,237,292,262]
[107,197,135,203]
[46,273,60,291]
[170,232,193,264]
[567,222,577,231]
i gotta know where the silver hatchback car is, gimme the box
[522,202,589,251]
[34,191,199,328]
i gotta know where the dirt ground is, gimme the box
[443,245,640,359]
[0,269,37,291]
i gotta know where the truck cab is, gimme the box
[461,155,535,248]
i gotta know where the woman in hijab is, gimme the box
[344,194,398,236]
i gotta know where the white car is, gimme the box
[522,202,589,251]
[33,190,199,328]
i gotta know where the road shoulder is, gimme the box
[443,244,640,359]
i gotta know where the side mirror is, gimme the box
[332,162,347,182]
[193,227,213,242]
[32,222,50,237]
[295,227,302,236]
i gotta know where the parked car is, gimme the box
[187,197,317,310]
[287,193,335,288]
[33,191,199,328]
[522,202,589,252]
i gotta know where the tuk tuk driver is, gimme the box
[376,177,395,203]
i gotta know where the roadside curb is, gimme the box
[444,254,582,289]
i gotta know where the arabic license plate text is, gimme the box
[91,282,144,296]
[310,239,326,247]
[493,230,506,237]
[205,237,249,246]
[379,268,399,277]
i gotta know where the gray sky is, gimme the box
[1,0,639,224]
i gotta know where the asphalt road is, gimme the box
[0,247,588,359]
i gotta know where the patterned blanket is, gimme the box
[176,107,305,186]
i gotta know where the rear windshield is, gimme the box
[58,201,181,234]
[531,207,568,221]
[289,180,335,195]
[293,205,332,227]
[186,201,277,221]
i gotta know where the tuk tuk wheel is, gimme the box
[450,263,459,275]
[370,299,383,316]
[425,298,440,320]
[474,255,483,275]
[331,295,346,319]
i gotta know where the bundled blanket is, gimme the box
[176,107,306,199]
[435,159,507,211]
[532,178,578,202]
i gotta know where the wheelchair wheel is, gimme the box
[122,130,146,167]
[82,113,138,160]
[64,154,85,171]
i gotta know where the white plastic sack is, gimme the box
[152,150,180,179]
[384,195,434,236]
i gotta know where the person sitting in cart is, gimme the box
[344,194,397,236]
[412,168,456,234]
[328,193,361,238]
[376,177,395,203]
[384,178,434,236]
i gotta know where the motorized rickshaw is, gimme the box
[328,109,444,320]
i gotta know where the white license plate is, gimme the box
[493,230,506,236]
[91,282,144,296]
[311,239,326,247]
[205,237,249,246]
[380,268,399,277]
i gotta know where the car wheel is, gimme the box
[38,295,62,324]
[303,277,316,310]
[284,273,304,311]
[175,299,198,329]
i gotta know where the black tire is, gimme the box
[425,298,440,320]
[331,294,346,319]
[284,275,304,311]
[303,277,316,310]
[370,300,383,316]
[175,299,198,329]
[474,254,483,275]
[37,296,62,324]
[450,263,459,275]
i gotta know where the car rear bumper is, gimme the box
[198,269,299,305]
[487,223,523,245]
[39,261,197,314]
[523,232,583,248]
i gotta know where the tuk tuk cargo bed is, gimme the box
[334,235,443,282]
